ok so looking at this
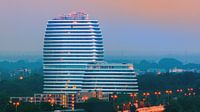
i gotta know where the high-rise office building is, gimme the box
[43,12,103,94]
[43,12,138,94]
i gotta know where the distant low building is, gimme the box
[10,68,31,79]
[76,91,109,103]
[10,94,69,108]
[169,67,184,73]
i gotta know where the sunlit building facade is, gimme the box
[43,12,138,94]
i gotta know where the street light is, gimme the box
[165,90,172,104]
[188,88,193,91]
[111,94,118,110]
[154,91,161,96]
[143,92,150,106]
[176,89,183,93]
[165,90,172,95]
[143,92,150,97]
[130,93,137,97]
[130,93,137,104]
[111,94,118,99]
[13,102,20,112]
[154,91,161,105]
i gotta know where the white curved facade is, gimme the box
[43,12,138,94]
[43,12,103,94]
[84,63,138,94]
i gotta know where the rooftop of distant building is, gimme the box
[53,11,89,20]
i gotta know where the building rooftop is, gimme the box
[87,63,134,70]
[53,11,89,20]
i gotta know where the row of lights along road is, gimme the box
[110,87,198,110]
[10,87,197,111]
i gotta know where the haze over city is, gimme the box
[1,1,200,112]
[0,0,200,62]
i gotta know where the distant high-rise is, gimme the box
[43,12,138,94]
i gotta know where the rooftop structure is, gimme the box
[54,11,89,20]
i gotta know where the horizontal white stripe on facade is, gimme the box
[43,68,85,70]
[43,84,82,87]
[44,81,83,83]
[44,71,86,74]
[83,85,138,88]
[43,88,81,90]
[44,74,85,76]
[83,89,139,91]
[48,20,98,22]
[44,56,102,58]
[43,60,96,62]
[85,72,135,74]
[44,78,84,80]
[46,28,101,32]
[44,71,85,74]
[84,75,136,78]
[45,37,103,39]
[83,82,138,84]
[44,47,103,49]
[44,74,136,77]
[43,64,86,66]
[82,78,137,81]
[44,40,102,42]
[48,22,99,25]
[46,26,99,28]
[43,57,101,59]
[45,33,102,35]
[44,43,102,45]
[43,53,102,56]
[43,64,87,66]
[43,91,77,94]
[44,50,103,52]
[44,71,134,74]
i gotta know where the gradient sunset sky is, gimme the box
[0,0,200,58]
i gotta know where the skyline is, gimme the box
[0,0,200,58]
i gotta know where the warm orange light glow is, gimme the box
[130,93,137,97]
[143,92,150,96]
[13,102,20,107]
[137,105,165,112]
[165,90,172,94]
[114,95,118,98]
[154,91,161,95]
[16,102,20,106]
[188,88,194,91]
[177,89,183,93]
[111,94,118,99]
